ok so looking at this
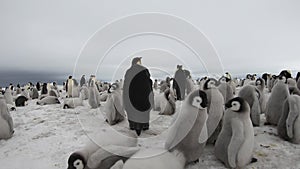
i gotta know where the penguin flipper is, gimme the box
[87,145,139,169]
[2,107,14,133]
[286,97,299,138]
[207,101,223,138]
[228,118,244,168]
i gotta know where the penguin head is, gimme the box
[67,152,86,169]
[278,75,287,83]
[56,98,61,104]
[225,97,247,112]
[189,89,208,110]
[108,83,119,93]
[203,78,218,90]
[63,104,70,109]
[256,78,263,86]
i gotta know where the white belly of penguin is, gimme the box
[237,120,254,167]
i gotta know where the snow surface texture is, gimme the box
[0,89,299,169]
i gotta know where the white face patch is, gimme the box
[73,159,84,169]
[231,101,241,112]
[192,96,203,109]
[280,76,286,82]
[256,81,261,85]
[208,81,216,88]
[220,78,226,83]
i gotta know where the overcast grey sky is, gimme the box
[1,0,300,86]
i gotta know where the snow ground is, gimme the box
[0,90,299,169]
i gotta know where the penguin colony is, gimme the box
[1,69,300,169]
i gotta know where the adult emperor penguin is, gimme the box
[238,85,261,126]
[37,96,60,105]
[203,78,224,144]
[215,97,256,168]
[88,79,101,109]
[0,96,14,139]
[67,131,138,169]
[165,89,208,164]
[278,95,300,144]
[104,83,126,125]
[265,78,290,125]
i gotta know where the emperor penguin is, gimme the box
[154,87,176,116]
[255,78,267,113]
[165,89,208,164]
[0,96,14,139]
[238,85,261,126]
[4,88,14,105]
[80,86,89,100]
[121,89,209,169]
[215,97,255,169]
[287,78,300,96]
[265,79,290,125]
[104,83,126,125]
[37,96,60,105]
[218,78,234,103]
[63,96,83,109]
[297,77,300,90]
[88,79,101,109]
[67,131,138,169]
[49,89,59,97]
[203,78,225,144]
[30,87,39,99]
[15,95,28,107]
[277,95,300,144]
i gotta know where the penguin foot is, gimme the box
[264,122,271,125]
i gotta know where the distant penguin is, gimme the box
[41,83,48,95]
[154,88,176,116]
[4,88,14,105]
[153,79,158,90]
[278,95,300,144]
[36,82,41,91]
[0,97,14,139]
[287,78,300,96]
[215,97,255,168]
[37,96,60,105]
[104,83,126,125]
[15,95,28,107]
[30,87,39,99]
[238,85,261,126]
[67,131,138,169]
[218,78,234,103]
[255,78,267,113]
[63,96,83,109]
[203,78,224,144]
[88,80,101,109]
[21,88,30,99]
[265,80,289,125]
[80,86,89,100]
[165,89,208,164]
[66,76,74,97]
[49,89,59,97]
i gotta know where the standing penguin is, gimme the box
[265,79,290,125]
[154,87,176,116]
[88,79,101,109]
[104,83,126,125]
[203,78,225,144]
[41,83,48,95]
[80,85,89,100]
[218,77,234,103]
[0,96,14,139]
[30,87,39,99]
[165,89,208,164]
[215,97,255,168]
[255,78,267,113]
[278,95,300,144]
[238,85,261,126]
[4,88,14,105]
[173,65,187,101]
[66,76,74,98]
[80,75,86,87]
